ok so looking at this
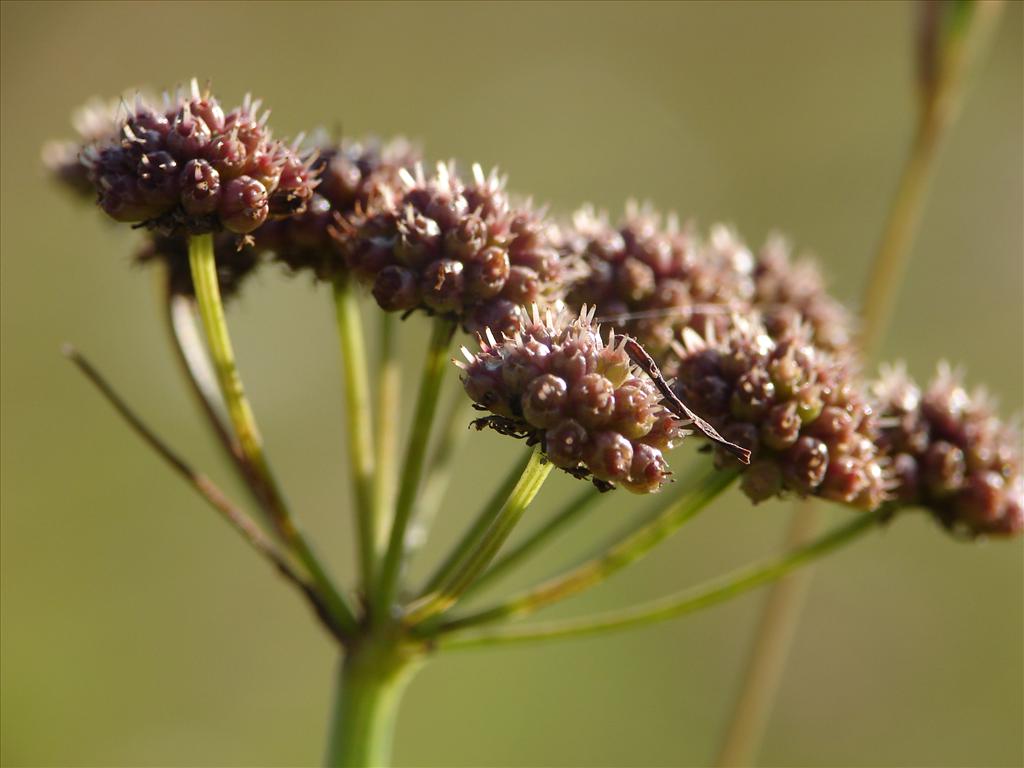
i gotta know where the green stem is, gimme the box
[188,233,358,637]
[435,508,884,650]
[166,287,274,518]
[723,6,1005,764]
[859,1,1003,358]
[374,312,400,549]
[334,277,377,593]
[406,447,552,625]
[466,485,600,596]
[325,636,422,767]
[405,391,472,556]
[858,118,944,357]
[715,499,819,768]
[431,459,738,635]
[418,447,534,596]
[374,317,455,617]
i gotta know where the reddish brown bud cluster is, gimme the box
[261,137,420,279]
[671,318,887,509]
[78,80,318,236]
[754,235,853,353]
[335,163,565,336]
[563,207,753,358]
[873,364,1022,537]
[561,207,854,369]
[458,306,686,492]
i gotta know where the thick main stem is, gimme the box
[188,233,358,636]
[334,277,378,593]
[374,318,454,617]
[326,636,421,768]
[433,460,738,634]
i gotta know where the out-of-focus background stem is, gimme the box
[716,4,1006,766]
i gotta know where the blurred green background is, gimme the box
[2,2,1021,766]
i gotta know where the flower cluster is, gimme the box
[671,318,887,509]
[335,163,565,335]
[561,206,854,370]
[458,307,686,492]
[752,234,853,353]
[261,137,420,279]
[873,364,1022,537]
[79,80,318,236]
[563,207,753,358]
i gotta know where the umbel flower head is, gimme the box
[671,317,888,509]
[752,234,853,353]
[874,363,1023,537]
[261,136,420,279]
[458,306,687,493]
[561,206,854,368]
[563,206,754,359]
[79,79,319,236]
[335,162,566,336]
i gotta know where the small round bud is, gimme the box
[137,151,179,208]
[522,374,569,429]
[820,455,869,504]
[421,259,465,313]
[503,265,540,305]
[585,431,634,483]
[571,373,616,427]
[218,175,269,234]
[372,266,419,311]
[465,247,509,299]
[501,341,550,391]
[204,130,247,178]
[731,369,775,420]
[922,441,966,497]
[546,419,589,469]
[761,402,801,451]
[180,159,221,216]
[611,381,657,439]
[623,443,671,494]
[616,257,656,302]
[463,363,511,417]
[167,106,211,158]
[784,436,829,492]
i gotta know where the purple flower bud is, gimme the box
[546,419,589,469]
[421,259,465,313]
[522,374,569,429]
[571,373,616,427]
[219,175,269,234]
[784,436,829,493]
[179,157,221,215]
[623,443,671,494]
[167,105,211,158]
[372,265,419,311]
[585,431,634,483]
